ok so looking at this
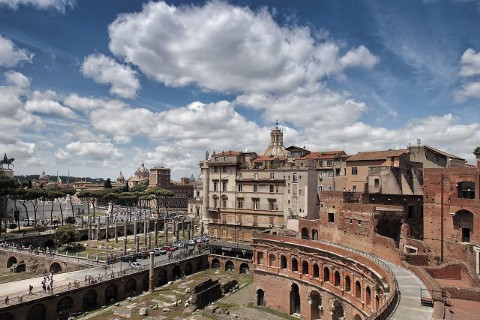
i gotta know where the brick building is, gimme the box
[423,148,480,272]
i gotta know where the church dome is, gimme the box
[262,122,289,158]
[38,171,48,181]
[135,163,149,178]
[117,171,125,183]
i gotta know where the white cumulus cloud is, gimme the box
[81,54,140,99]
[0,35,34,67]
[0,0,74,12]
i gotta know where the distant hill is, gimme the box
[15,175,106,184]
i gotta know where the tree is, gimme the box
[103,178,112,189]
[65,216,76,224]
[25,187,47,227]
[147,187,174,217]
[0,176,17,235]
[77,190,104,220]
[55,225,79,246]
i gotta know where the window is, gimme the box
[336,168,341,176]
[352,186,357,192]
[270,172,275,180]
[222,181,228,191]
[257,252,264,264]
[352,167,358,175]
[318,186,323,192]
[269,200,276,211]
[462,228,471,242]
[238,184,243,192]
[254,173,259,180]
[318,161,323,167]
[213,167,218,173]
[328,170,333,177]
[292,173,298,182]
[222,197,227,208]
[328,212,335,223]
[281,255,287,268]
[253,184,258,192]
[253,198,260,210]
[213,181,218,192]
[374,179,380,187]
[458,181,475,199]
[327,160,333,166]
[237,198,243,209]
[222,166,227,173]
[408,206,414,218]
[270,185,275,193]
[213,198,218,209]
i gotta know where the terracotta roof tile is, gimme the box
[346,149,407,161]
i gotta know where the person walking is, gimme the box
[4,296,9,305]
[41,280,46,293]
[28,284,33,295]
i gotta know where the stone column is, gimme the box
[148,234,151,249]
[124,220,128,241]
[188,220,191,240]
[87,216,92,240]
[123,237,127,256]
[133,219,137,246]
[154,221,158,247]
[114,219,118,243]
[105,217,110,242]
[182,218,186,238]
[135,235,140,252]
[165,223,169,244]
[149,251,154,292]
[144,221,148,245]
[96,217,101,240]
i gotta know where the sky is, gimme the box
[1,0,480,181]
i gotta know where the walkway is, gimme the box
[382,260,433,320]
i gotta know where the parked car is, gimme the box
[120,255,137,262]
[162,245,176,251]
[137,251,149,259]
[187,239,196,246]
[130,262,142,268]
[154,248,167,256]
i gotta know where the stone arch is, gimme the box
[44,239,55,248]
[313,263,319,278]
[353,314,362,320]
[366,286,372,306]
[27,304,46,320]
[310,290,322,319]
[375,294,380,310]
[126,229,133,236]
[290,283,301,314]
[125,278,137,296]
[269,253,276,267]
[331,300,344,320]
[239,263,249,274]
[7,256,17,268]
[454,210,474,242]
[292,258,298,272]
[301,227,309,239]
[172,265,181,279]
[49,262,62,273]
[355,280,362,299]
[0,312,14,320]
[323,267,330,282]
[196,259,204,271]
[211,258,220,269]
[257,288,265,306]
[142,273,149,291]
[80,234,88,241]
[225,260,234,271]
[158,268,167,286]
[302,260,309,275]
[281,255,287,268]
[57,296,74,319]
[345,275,351,292]
[83,290,97,311]
[105,283,118,304]
[311,229,319,240]
[185,262,193,276]
[334,271,341,286]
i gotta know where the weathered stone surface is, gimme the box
[139,307,149,316]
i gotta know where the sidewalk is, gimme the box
[382,260,433,320]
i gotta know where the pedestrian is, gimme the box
[42,280,46,293]
[4,296,9,305]
[28,284,33,295]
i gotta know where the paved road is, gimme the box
[382,260,433,320]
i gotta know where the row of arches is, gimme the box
[6,256,63,273]
[266,253,381,310]
[210,258,250,274]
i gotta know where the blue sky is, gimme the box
[1,0,480,181]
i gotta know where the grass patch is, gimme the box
[247,302,297,319]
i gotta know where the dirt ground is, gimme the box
[82,268,293,320]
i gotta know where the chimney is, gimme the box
[474,147,480,168]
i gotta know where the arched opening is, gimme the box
[375,295,380,310]
[49,262,62,273]
[105,283,118,305]
[185,262,193,276]
[310,290,322,319]
[56,296,74,320]
[83,290,97,311]
[454,210,474,242]
[345,275,351,292]
[0,312,14,320]
[125,278,137,296]
[80,234,88,241]
[142,274,149,291]
[281,255,287,268]
[334,271,341,286]
[301,227,309,239]
[290,283,301,315]
[44,239,55,249]
[211,258,220,269]
[257,289,265,306]
[311,229,318,240]
[172,265,181,279]
[7,256,17,268]
[313,264,319,278]
[353,314,362,320]
[27,304,46,320]
[302,261,309,275]
[158,268,167,286]
[225,260,234,271]
[269,254,276,267]
[292,258,298,272]
[240,263,249,274]
[197,259,204,271]
[366,286,372,306]
[126,229,133,236]
[355,281,362,299]
[331,300,344,320]
[323,267,330,282]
